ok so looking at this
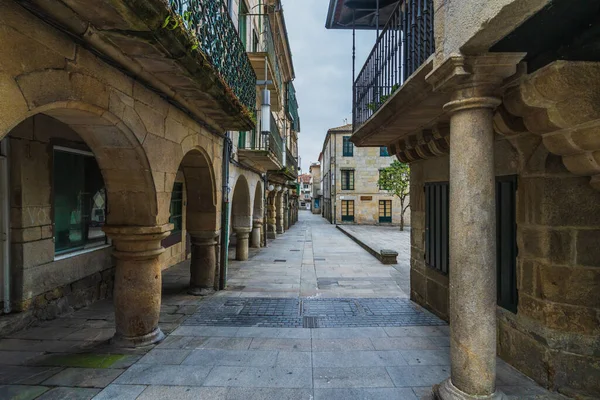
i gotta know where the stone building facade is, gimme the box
[327,0,599,398]
[310,162,322,214]
[320,124,409,226]
[0,0,299,345]
[298,173,312,209]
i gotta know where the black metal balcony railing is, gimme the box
[262,18,284,96]
[168,0,256,112]
[238,113,284,165]
[287,82,301,132]
[286,148,298,176]
[353,0,434,129]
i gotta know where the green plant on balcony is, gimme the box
[366,83,400,112]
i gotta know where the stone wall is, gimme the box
[409,133,600,398]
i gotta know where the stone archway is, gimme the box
[251,181,264,248]
[1,102,166,348]
[170,149,219,296]
[231,175,252,261]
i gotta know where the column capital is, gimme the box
[234,227,252,235]
[426,53,526,97]
[253,219,264,226]
[188,230,219,246]
[103,224,173,260]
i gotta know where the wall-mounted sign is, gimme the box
[360,196,373,201]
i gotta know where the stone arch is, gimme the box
[1,101,157,226]
[172,148,218,233]
[231,175,252,229]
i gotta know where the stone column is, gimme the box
[103,224,172,347]
[426,54,524,400]
[266,192,277,239]
[251,219,262,248]
[234,227,251,261]
[276,192,284,234]
[283,202,290,230]
[188,231,219,296]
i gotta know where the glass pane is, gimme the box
[54,150,106,254]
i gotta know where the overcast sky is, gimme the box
[282,0,375,172]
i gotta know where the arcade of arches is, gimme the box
[0,1,299,347]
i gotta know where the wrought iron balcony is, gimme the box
[248,17,284,111]
[286,82,301,132]
[168,0,256,115]
[286,148,298,178]
[353,0,434,129]
[238,113,284,172]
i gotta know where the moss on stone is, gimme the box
[42,353,125,368]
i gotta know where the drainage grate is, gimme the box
[314,258,326,261]
[274,259,287,263]
[303,316,319,328]
[290,249,300,252]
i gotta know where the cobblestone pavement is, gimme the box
[0,212,563,399]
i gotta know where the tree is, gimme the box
[377,161,410,231]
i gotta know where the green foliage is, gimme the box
[377,160,410,200]
[366,83,401,113]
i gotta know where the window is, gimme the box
[252,31,259,52]
[303,184,309,189]
[341,200,354,222]
[379,200,392,223]
[496,175,518,313]
[380,146,390,156]
[164,182,184,248]
[425,182,449,274]
[238,131,247,149]
[342,136,353,156]
[238,1,248,49]
[341,170,355,190]
[53,148,107,255]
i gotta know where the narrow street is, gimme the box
[0,212,558,399]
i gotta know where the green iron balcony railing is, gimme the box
[238,113,284,166]
[286,148,298,177]
[287,82,301,132]
[167,0,257,113]
[262,17,284,97]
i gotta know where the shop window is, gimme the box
[379,200,392,223]
[425,182,449,274]
[341,200,354,222]
[342,136,354,156]
[341,169,355,190]
[53,147,107,255]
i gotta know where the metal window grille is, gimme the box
[341,200,355,222]
[425,182,449,274]
[496,175,518,313]
[379,200,392,223]
[341,170,355,190]
[343,136,354,157]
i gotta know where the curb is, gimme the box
[336,225,398,265]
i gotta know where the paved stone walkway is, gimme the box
[0,212,562,399]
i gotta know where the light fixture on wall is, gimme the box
[268,184,275,191]
[276,185,282,192]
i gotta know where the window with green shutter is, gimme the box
[379,200,392,223]
[341,200,354,222]
[342,136,354,157]
[341,169,355,190]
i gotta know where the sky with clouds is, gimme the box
[281,0,376,172]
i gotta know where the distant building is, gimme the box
[320,124,409,225]
[310,162,321,214]
[297,174,312,209]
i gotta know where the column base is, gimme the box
[434,379,506,400]
[187,287,215,296]
[111,327,165,348]
[267,232,277,239]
